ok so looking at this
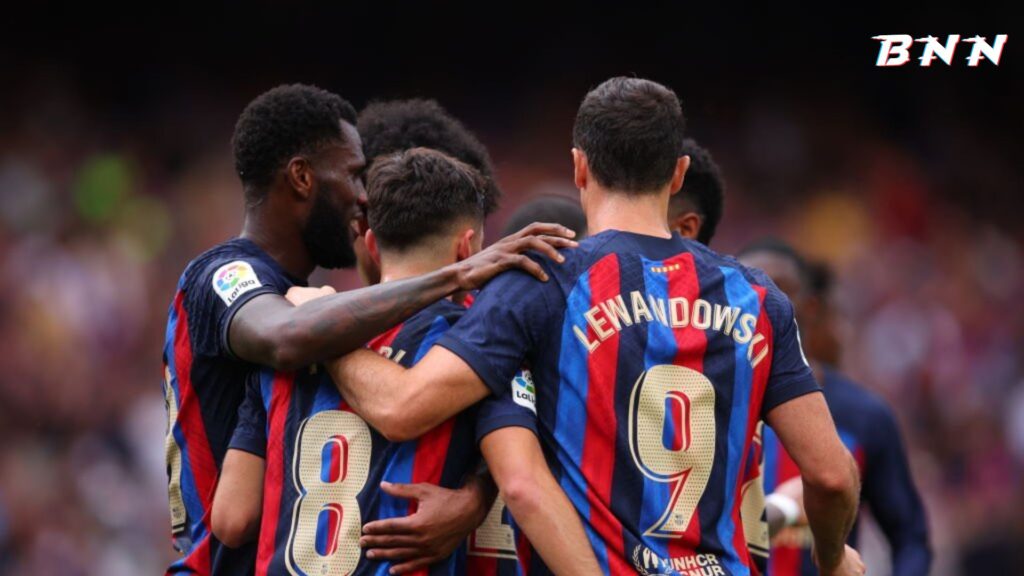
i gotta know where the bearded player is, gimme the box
[162,84,576,575]
[213,148,599,575]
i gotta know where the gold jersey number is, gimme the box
[628,365,716,538]
[286,410,372,576]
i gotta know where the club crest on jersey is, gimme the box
[212,261,262,306]
[512,370,537,413]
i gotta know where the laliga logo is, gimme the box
[873,34,1007,67]
[216,264,244,291]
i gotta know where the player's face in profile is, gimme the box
[301,122,366,269]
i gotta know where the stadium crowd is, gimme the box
[0,76,1020,575]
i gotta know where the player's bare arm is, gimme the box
[482,427,602,575]
[231,223,576,371]
[211,449,265,549]
[765,392,862,576]
[325,346,487,442]
[357,473,498,575]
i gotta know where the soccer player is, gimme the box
[738,240,932,576]
[345,97,523,573]
[214,148,599,575]
[503,195,588,239]
[351,98,504,287]
[667,138,725,246]
[163,84,576,575]
[319,77,863,576]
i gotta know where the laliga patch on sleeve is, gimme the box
[512,370,537,414]
[212,260,263,306]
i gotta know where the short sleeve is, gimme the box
[475,369,540,443]
[760,291,821,418]
[184,257,285,358]
[437,265,558,396]
[228,376,269,458]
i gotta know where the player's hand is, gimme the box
[360,480,489,575]
[817,545,866,576]
[285,285,336,307]
[450,222,578,289]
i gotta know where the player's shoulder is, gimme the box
[182,238,266,285]
[409,298,467,327]
[181,237,296,303]
[823,367,895,420]
[688,242,794,317]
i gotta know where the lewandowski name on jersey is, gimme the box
[571,291,768,368]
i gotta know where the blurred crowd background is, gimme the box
[0,5,1019,575]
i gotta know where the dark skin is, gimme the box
[228,120,578,371]
[667,194,704,240]
[217,120,576,569]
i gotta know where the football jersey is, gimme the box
[739,423,769,576]
[437,230,820,576]
[466,371,547,575]
[762,367,931,576]
[163,238,302,575]
[464,496,529,576]
[230,299,511,576]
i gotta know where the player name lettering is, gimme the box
[872,34,1007,67]
[573,292,769,368]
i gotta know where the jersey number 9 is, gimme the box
[629,364,716,538]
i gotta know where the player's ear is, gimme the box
[670,155,690,196]
[673,212,703,241]
[572,148,588,190]
[285,157,314,200]
[456,228,478,261]
[365,229,382,268]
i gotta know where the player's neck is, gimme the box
[240,210,316,281]
[585,188,673,239]
[379,250,455,284]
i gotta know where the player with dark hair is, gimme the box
[668,138,725,246]
[358,99,501,214]
[350,98,503,285]
[502,195,588,239]
[737,241,932,576]
[315,77,862,576]
[162,84,575,576]
[215,148,599,576]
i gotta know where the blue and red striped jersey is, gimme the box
[463,497,529,576]
[437,230,820,576]
[230,299,511,576]
[162,238,302,576]
[762,367,931,576]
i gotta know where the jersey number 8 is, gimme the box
[287,410,372,576]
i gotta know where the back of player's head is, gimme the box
[737,238,810,292]
[233,84,357,202]
[358,99,501,215]
[367,148,486,252]
[670,138,725,245]
[572,77,686,194]
[501,195,588,239]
